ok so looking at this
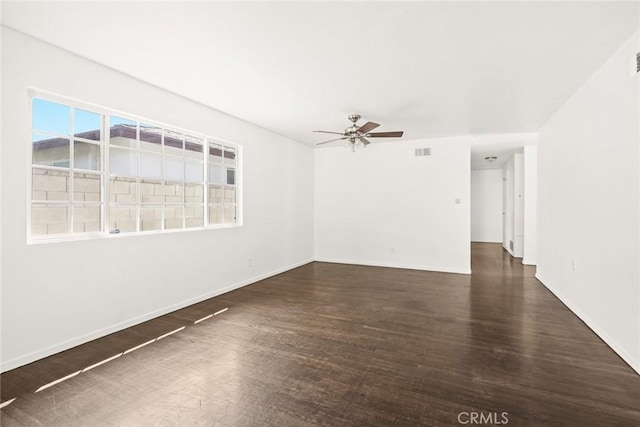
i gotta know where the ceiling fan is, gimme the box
[314,114,404,151]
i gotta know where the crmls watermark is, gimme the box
[457,411,509,425]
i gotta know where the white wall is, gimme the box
[502,153,525,257]
[314,137,471,274]
[522,145,537,265]
[0,24,3,366]
[0,28,314,372]
[537,30,639,374]
[470,169,503,243]
[503,158,514,254]
[513,153,524,257]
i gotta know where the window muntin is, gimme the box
[30,95,240,241]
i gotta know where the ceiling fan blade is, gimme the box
[316,137,347,145]
[366,131,404,138]
[313,130,345,135]
[359,137,372,145]
[357,122,380,134]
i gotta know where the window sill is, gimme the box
[27,223,242,245]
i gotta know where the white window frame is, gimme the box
[27,89,242,244]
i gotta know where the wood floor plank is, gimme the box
[1,243,638,426]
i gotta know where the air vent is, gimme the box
[415,148,431,157]
[636,52,639,73]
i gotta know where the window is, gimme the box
[30,94,241,241]
[108,119,207,232]
[208,144,237,225]
[31,99,103,236]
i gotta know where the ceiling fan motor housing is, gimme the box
[346,125,359,134]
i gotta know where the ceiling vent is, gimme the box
[415,148,431,157]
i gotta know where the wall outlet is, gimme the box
[247,257,253,267]
[572,258,577,272]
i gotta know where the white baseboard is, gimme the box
[315,257,471,275]
[535,272,640,376]
[521,258,537,266]
[0,258,314,373]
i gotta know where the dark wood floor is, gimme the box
[1,243,639,426]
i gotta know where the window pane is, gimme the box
[32,168,69,201]
[32,170,47,202]
[140,151,162,179]
[208,163,224,184]
[185,160,203,183]
[139,206,162,231]
[74,109,101,141]
[208,184,223,203]
[224,185,236,204]
[185,205,203,228]
[139,123,162,152]
[110,116,137,148]
[110,176,137,204]
[110,205,137,233]
[224,204,236,224]
[73,204,101,233]
[164,129,183,156]
[209,143,223,163]
[31,204,69,235]
[164,205,183,230]
[185,183,203,204]
[163,181,183,204]
[140,179,162,203]
[33,133,70,167]
[185,135,203,160]
[208,204,224,225]
[224,146,236,165]
[164,156,184,181]
[33,98,70,135]
[74,172,101,202]
[227,168,235,185]
[110,147,138,176]
[74,141,101,171]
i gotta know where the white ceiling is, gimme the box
[2,1,638,158]
[469,133,537,170]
